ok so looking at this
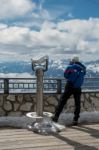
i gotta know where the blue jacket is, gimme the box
[64,62,86,88]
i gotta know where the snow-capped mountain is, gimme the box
[47,59,99,77]
[0,59,99,77]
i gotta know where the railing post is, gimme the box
[4,78,9,94]
[57,79,62,94]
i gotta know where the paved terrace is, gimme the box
[0,124,99,150]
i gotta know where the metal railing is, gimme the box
[0,77,99,94]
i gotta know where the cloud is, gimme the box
[0,23,8,29]
[0,25,31,45]
[38,0,74,23]
[32,0,51,21]
[67,13,74,18]
[0,18,99,61]
[11,0,51,30]
[0,0,36,19]
[57,18,99,52]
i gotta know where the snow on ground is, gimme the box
[0,116,34,128]
[59,111,99,126]
[0,111,99,128]
[0,73,34,78]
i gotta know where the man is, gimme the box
[52,56,86,125]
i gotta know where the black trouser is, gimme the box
[54,82,81,121]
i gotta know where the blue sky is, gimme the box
[0,0,99,62]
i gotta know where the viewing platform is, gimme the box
[0,77,99,149]
[0,77,99,116]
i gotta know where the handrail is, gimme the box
[0,77,99,94]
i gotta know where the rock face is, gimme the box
[3,101,12,111]
[0,93,99,116]
[20,102,33,111]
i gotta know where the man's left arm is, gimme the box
[78,62,86,76]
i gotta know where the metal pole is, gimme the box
[36,69,44,117]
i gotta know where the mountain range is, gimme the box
[0,59,99,77]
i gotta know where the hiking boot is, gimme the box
[72,120,78,126]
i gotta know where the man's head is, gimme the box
[71,56,79,63]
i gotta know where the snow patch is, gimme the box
[59,111,99,125]
[0,111,99,128]
[0,73,34,78]
[0,116,35,128]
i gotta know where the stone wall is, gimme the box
[0,92,99,116]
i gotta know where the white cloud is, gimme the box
[0,26,31,45]
[0,0,36,19]
[57,18,99,53]
[67,13,74,18]
[0,18,99,61]
[0,23,8,29]
[39,0,49,18]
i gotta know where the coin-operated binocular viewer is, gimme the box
[26,55,65,135]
